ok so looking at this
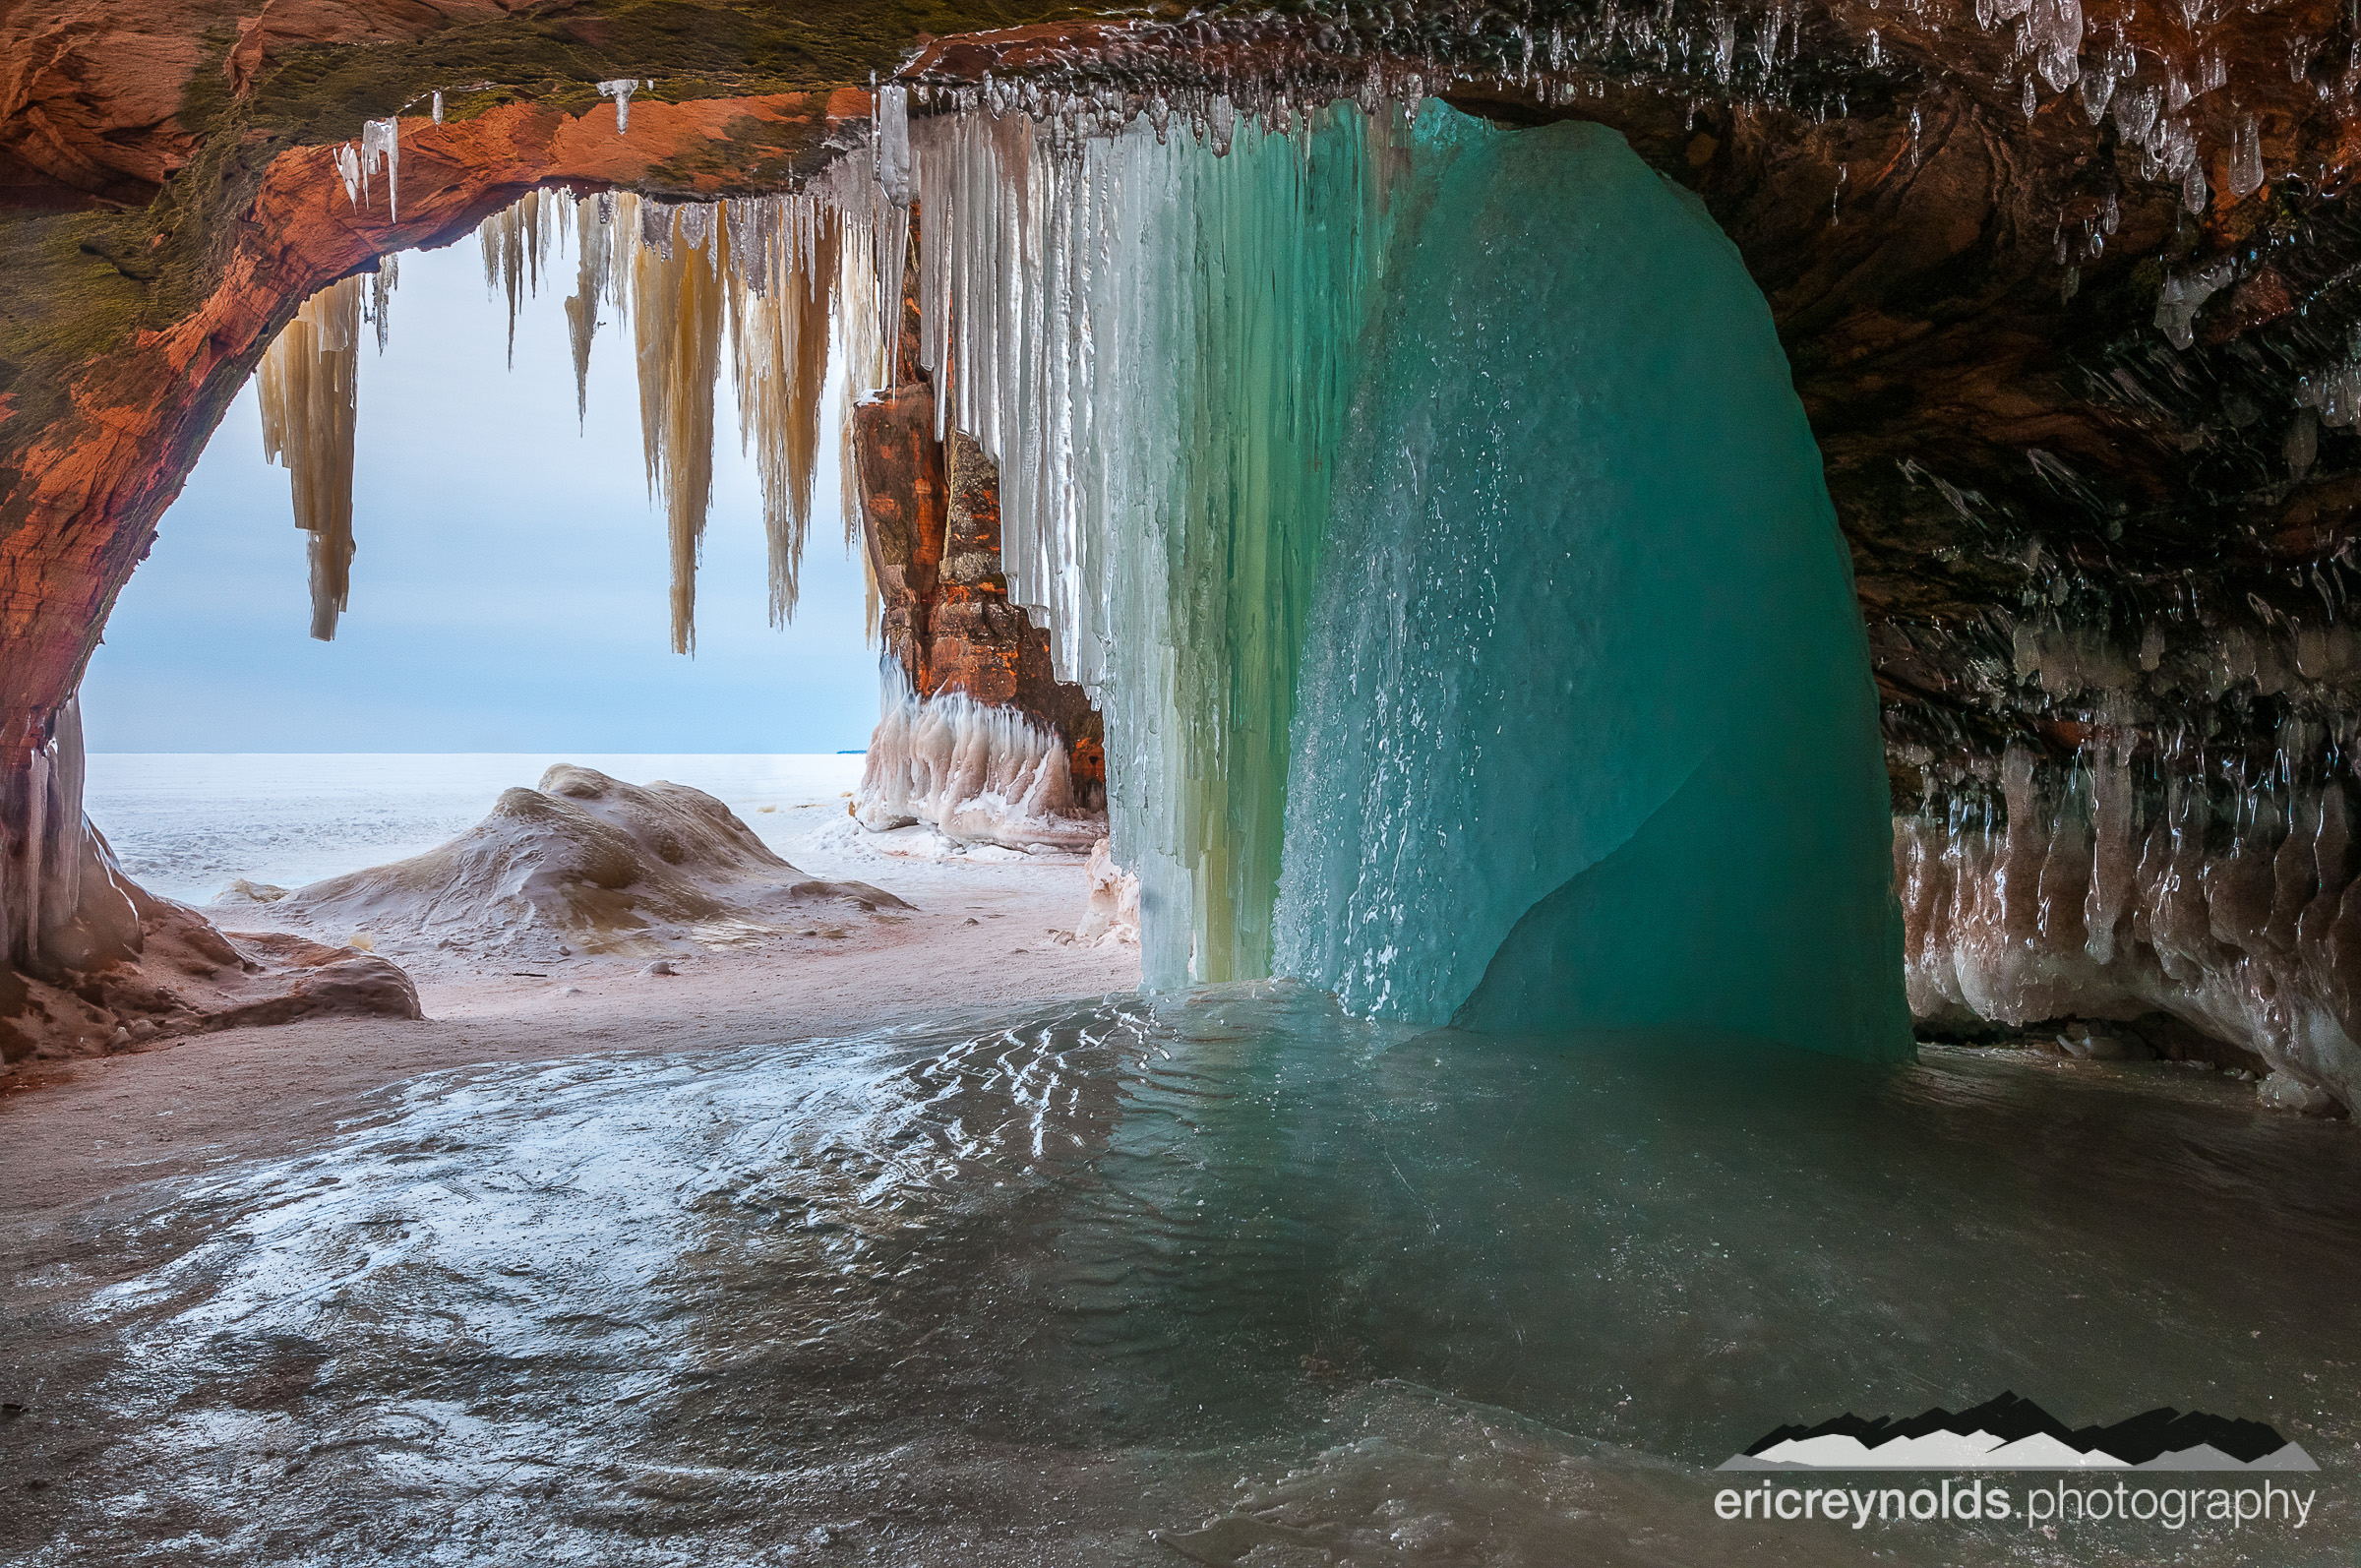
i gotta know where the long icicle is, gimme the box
[632,203,727,654]
[257,275,365,641]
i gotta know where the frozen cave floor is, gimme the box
[4,948,2360,1564]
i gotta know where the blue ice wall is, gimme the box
[1274,112,1909,1062]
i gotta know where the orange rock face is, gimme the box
[853,383,1104,791]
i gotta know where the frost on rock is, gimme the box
[1075,837,1141,946]
[855,680,1105,852]
[257,275,363,641]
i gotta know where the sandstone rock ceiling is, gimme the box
[6,0,2359,805]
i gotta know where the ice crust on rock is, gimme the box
[856,679,1104,852]
[1897,739,2361,1109]
[267,765,902,959]
[1075,837,1141,947]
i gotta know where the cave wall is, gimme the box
[10,1,2361,1096]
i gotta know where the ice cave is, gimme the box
[5,3,2361,1564]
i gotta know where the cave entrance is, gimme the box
[80,227,880,907]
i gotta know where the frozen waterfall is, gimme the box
[1278,115,1910,1059]
[908,99,1907,1056]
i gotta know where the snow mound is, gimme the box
[266,765,905,958]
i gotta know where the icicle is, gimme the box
[564,195,607,429]
[631,202,727,653]
[478,201,527,366]
[257,276,364,641]
[729,195,841,624]
[877,84,912,207]
[367,254,397,354]
[2228,114,2266,198]
[333,144,361,206]
[359,117,399,221]
[599,79,639,134]
[431,90,444,125]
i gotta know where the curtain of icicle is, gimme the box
[901,104,1396,987]
[459,174,885,651]
[258,272,365,642]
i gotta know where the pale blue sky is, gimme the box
[83,230,879,753]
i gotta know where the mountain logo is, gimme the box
[1720,1393,2318,1473]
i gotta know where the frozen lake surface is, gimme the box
[84,754,868,903]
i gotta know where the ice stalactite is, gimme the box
[0,696,134,979]
[457,173,886,647]
[257,274,363,642]
[904,102,1398,987]
[725,195,840,624]
[855,671,1104,850]
[478,194,525,366]
[359,117,399,221]
[633,202,728,654]
[1898,734,2361,1108]
[366,253,397,354]
[598,79,640,134]
[562,193,616,427]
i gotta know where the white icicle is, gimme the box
[877,84,912,207]
[359,117,399,221]
[599,79,639,134]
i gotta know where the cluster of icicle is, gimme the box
[332,118,402,221]
[880,90,1398,984]
[262,132,908,649]
[471,168,899,650]
[854,671,1103,851]
[1897,733,2361,1109]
